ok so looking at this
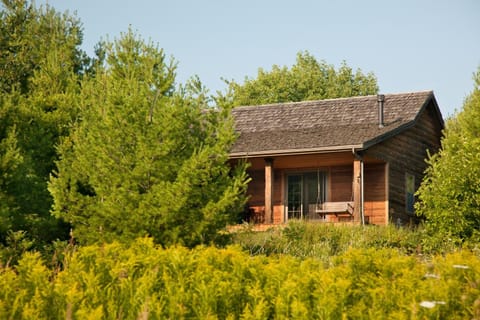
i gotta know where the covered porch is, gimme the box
[236,151,388,226]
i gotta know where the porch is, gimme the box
[236,152,388,226]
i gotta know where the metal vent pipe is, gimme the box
[377,94,385,128]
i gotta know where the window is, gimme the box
[405,173,415,213]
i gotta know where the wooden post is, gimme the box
[264,158,274,224]
[353,158,362,223]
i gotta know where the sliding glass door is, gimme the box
[286,171,326,221]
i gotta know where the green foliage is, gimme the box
[0,251,54,319]
[0,123,22,239]
[1,239,479,319]
[232,221,430,260]
[0,0,86,248]
[416,67,480,245]
[49,30,249,247]
[0,230,34,267]
[223,51,378,106]
[0,0,89,94]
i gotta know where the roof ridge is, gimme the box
[233,90,433,110]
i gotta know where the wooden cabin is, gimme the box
[230,91,444,226]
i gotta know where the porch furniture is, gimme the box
[315,201,354,217]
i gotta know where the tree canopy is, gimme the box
[49,30,249,247]
[224,51,378,106]
[0,1,249,249]
[0,0,88,246]
[0,0,89,94]
[416,67,480,245]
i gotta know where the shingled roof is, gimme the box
[230,91,443,158]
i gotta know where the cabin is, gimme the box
[230,91,444,226]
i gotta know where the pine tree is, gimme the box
[49,30,249,246]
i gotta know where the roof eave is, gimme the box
[362,121,415,149]
[417,91,445,128]
[229,144,364,159]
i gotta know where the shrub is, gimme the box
[1,238,479,319]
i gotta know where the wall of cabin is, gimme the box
[365,101,443,225]
[243,169,283,223]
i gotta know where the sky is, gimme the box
[36,0,479,117]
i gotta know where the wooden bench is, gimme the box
[315,201,354,217]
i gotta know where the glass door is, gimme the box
[287,175,302,219]
[286,171,326,221]
[304,172,320,220]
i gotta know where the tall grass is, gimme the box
[231,220,460,261]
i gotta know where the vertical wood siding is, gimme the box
[364,163,387,225]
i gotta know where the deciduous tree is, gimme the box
[223,51,378,106]
[416,67,480,245]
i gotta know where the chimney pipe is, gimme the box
[377,94,385,128]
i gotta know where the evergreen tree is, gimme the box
[0,123,22,239]
[0,0,88,246]
[223,51,378,106]
[0,0,89,94]
[49,30,249,246]
[416,67,480,245]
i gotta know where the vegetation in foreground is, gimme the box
[231,221,457,258]
[416,68,480,246]
[1,237,479,319]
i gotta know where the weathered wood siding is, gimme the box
[245,170,264,207]
[273,170,284,223]
[245,152,354,171]
[365,101,443,225]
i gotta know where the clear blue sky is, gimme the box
[38,0,479,117]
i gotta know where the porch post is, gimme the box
[264,158,274,224]
[353,157,362,223]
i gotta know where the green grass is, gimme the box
[231,220,462,261]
